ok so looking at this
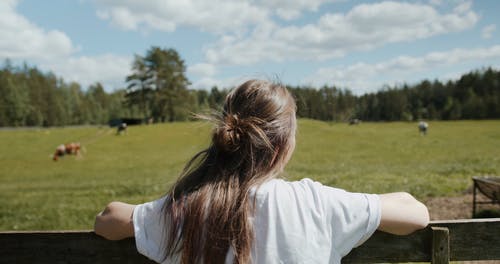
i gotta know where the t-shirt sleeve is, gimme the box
[318,183,381,256]
[133,196,168,263]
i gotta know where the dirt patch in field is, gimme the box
[424,193,499,220]
[424,194,474,220]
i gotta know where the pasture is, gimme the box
[0,120,499,231]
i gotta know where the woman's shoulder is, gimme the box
[255,177,318,192]
[254,178,366,211]
[252,177,328,205]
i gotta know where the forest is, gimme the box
[1,46,499,127]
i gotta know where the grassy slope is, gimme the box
[0,120,499,230]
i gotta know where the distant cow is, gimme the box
[53,142,81,161]
[418,121,428,135]
[116,123,127,135]
[349,119,361,125]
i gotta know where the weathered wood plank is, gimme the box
[344,218,500,263]
[1,219,499,263]
[431,227,449,264]
[431,218,500,261]
[0,231,155,264]
[343,228,432,263]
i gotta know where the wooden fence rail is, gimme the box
[1,219,499,263]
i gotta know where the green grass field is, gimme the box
[0,120,499,230]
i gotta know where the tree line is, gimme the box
[0,61,133,127]
[290,67,500,121]
[1,47,499,127]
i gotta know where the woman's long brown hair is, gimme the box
[163,80,296,263]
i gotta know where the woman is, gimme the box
[95,80,429,263]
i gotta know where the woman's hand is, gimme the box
[94,201,136,240]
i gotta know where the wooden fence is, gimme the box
[1,218,499,263]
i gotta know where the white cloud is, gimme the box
[187,63,216,77]
[205,1,479,65]
[92,0,348,32]
[481,24,496,39]
[429,0,443,6]
[305,45,500,94]
[190,75,244,90]
[0,0,76,60]
[453,0,472,14]
[258,0,337,20]
[91,0,481,84]
[41,54,131,90]
[0,0,131,91]
[93,0,270,33]
[190,77,224,90]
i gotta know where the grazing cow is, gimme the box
[418,121,428,135]
[116,123,127,135]
[349,118,360,125]
[53,142,81,161]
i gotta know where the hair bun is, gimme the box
[215,114,244,153]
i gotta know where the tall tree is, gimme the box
[125,47,191,122]
[0,72,30,126]
[145,47,190,122]
[126,55,152,120]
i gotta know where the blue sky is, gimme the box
[2,0,499,94]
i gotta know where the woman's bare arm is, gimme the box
[94,201,136,240]
[378,192,429,235]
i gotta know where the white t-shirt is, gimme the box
[133,178,381,264]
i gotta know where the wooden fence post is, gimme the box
[431,227,449,264]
